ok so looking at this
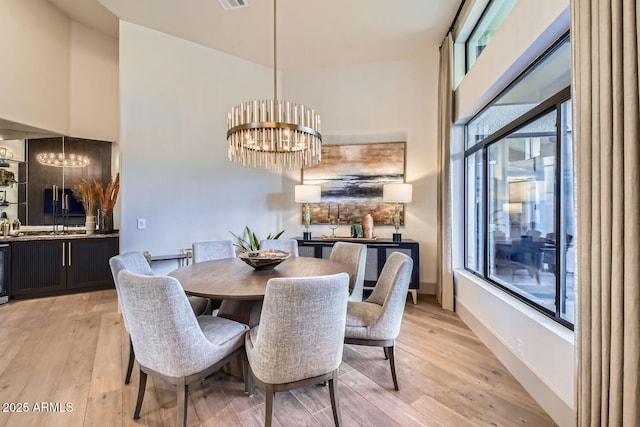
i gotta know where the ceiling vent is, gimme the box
[218,0,248,11]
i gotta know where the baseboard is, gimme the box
[418,281,437,295]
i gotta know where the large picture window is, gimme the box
[464,34,575,327]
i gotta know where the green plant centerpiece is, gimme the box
[230,226,285,253]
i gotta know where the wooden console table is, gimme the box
[296,237,419,304]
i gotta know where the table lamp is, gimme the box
[383,183,412,242]
[295,185,321,240]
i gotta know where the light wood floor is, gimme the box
[0,290,556,427]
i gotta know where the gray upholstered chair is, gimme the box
[192,239,235,263]
[329,241,367,302]
[110,252,213,384]
[109,252,154,384]
[191,240,236,312]
[245,273,350,427]
[258,238,299,257]
[343,251,413,390]
[117,270,249,427]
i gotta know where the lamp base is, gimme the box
[303,231,312,240]
[392,233,402,242]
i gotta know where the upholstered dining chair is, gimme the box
[343,251,413,391]
[192,239,235,263]
[258,238,299,256]
[245,273,350,427]
[329,241,367,302]
[109,252,213,384]
[117,270,249,427]
[192,240,236,313]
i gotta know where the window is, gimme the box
[466,0,519,71]
[465,150,484,273]
[464,35,575,327]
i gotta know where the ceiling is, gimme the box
[50,0,460,70]
[2,0,459,140]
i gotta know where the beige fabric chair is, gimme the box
[191,240,236,312]
[344,252,413,390]
[329,241,367,302]
[192,240,235,263]
[109,252,212,384]
[258,238,299,257]
[245,273,350,427]
[117,270,249,427]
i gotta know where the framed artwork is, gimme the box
[302,141,406,225]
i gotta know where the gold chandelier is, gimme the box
[227,0,321,171]
[37,152,89,168]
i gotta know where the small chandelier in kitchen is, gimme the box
[227,0,321,171]
[37,152,89,168]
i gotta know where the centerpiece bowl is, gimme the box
[238,249,290,270]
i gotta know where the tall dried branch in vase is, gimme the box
[71,178,100,217]
[94,173,120,210]
[92,173,120,233]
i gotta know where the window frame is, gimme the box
[463,33,574,329]
[465,88,573,330]
[465,0,519,72]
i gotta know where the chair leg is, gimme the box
[265,384,275,427]
[125,336,135,384]
[386,345,399,391]
[133,369,147,419]
[328,370,343,427]
[177,379,188,427]
[243,354,254,396]
[383,346,389,360]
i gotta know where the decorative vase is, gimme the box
[362,213,374,239]
[98,209,114,233]
[85,216,96,235]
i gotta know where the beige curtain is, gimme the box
[437,33,454,311]
[572,0,640,425]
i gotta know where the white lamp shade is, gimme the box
[383,183,412,203]
[295,185,321,203]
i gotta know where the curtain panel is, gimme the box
[437,33,454,311]
[572,0,640,425]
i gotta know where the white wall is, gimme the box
[118,23,442,285]
[452,1,574,425]
[0,0,119,142]
[0,0,70,134]
[119,22,288,269]
[70,21,119,142]
[283,57,440,290]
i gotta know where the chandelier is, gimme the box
[227,0,322,171]
[37,152,89,168]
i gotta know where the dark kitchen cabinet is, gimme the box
[11,236,118,299]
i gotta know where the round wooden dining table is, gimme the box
[169,256,353,327]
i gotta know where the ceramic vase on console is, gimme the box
[85,216,96,235]
[362,213,374,239]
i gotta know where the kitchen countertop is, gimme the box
[0,231,119,242]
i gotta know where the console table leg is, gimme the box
[409,289,418,305]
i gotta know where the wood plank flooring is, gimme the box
[0,291,556,426]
